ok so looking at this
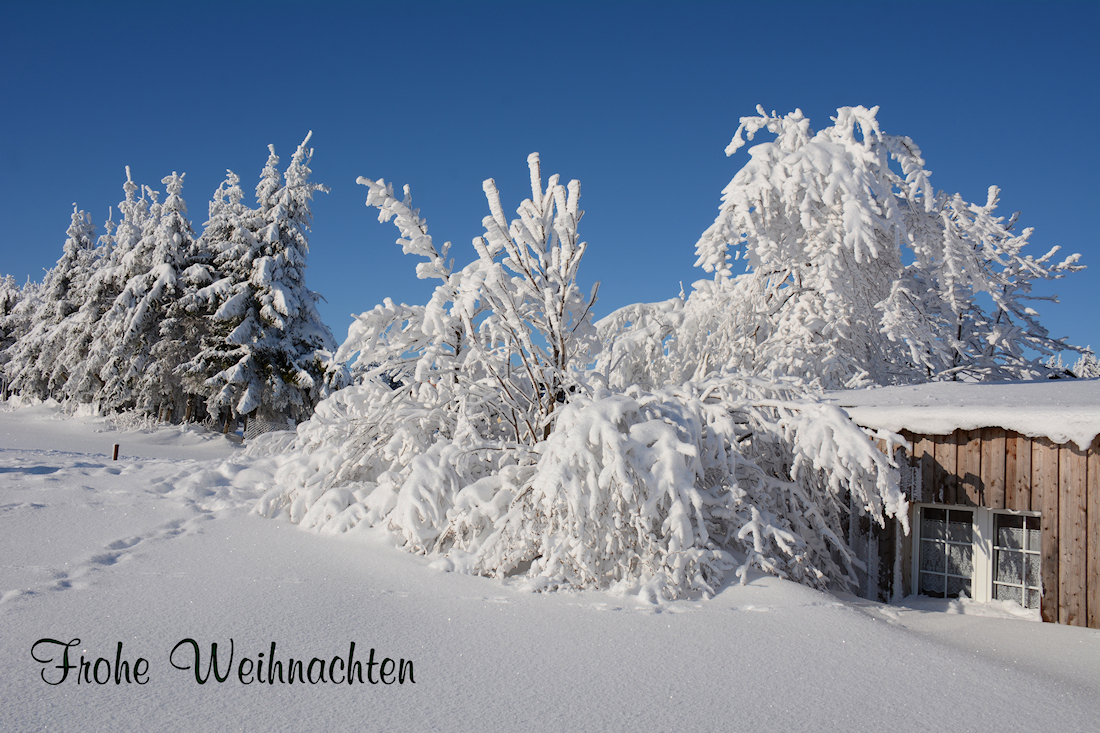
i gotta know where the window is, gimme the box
[991,513,1041,609]
[918,507,974,600]
[913,505,1041,610]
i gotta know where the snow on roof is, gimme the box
[826,378,1100,450]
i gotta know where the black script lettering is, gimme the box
[365,647,379,684]
[307,658,327,684]
[347,641,362,684]
[134,657,149,684]
[31,638,79,685]
[112,642,148,684]
[31,639,149,685]
[170,638,234,684]
[288,657,304,684]
[237,657,254,685]
[399,658,415,684]
[92,657,110,684]
[380,657,395,684]
[328,654,345,684]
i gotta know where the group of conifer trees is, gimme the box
[0,134,337,428]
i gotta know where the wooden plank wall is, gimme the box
[898,429,1099,629]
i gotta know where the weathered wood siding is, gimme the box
[898,429,1100,629]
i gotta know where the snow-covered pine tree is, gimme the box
[89,172,202,415]
[0,274,28,395]
[5,207,99,400]
[672,105,1083,389]
[197,134,336,425]
[0,275,22,356]
[131,172,208,420]
[1073,351,1100,378]
[176,169,252,421]
[55,216,116,406]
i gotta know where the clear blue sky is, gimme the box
[2,1,1097,356]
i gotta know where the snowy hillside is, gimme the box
[1,403,1097,731]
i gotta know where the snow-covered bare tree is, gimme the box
[667,105,1083,389]
[253,153,907,601]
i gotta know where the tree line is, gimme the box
[0,134,337,428]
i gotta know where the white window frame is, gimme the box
[912,503,1041,606]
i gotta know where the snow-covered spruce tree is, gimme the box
[88,173,203,415]
[254,154,907,600]
[0,275,29,391]
[5,207,99,400]
[191,134,336,425]
[660,105,1083,390]
[1072,351,1099,379]
[0,275,23,354]
[61,171,152,406]
[80,172,166,411]
[135,172,215,419]
[175,169,251,419]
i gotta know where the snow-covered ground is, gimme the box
[1,403,1097,732]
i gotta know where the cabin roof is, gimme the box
[826,378,1100,450]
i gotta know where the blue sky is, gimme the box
[2,1,1097,357]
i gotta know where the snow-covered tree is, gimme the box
[253,154,907,601]
[673,105,1083,389]
[87,171,206,416]
[0,275,23,353]
[0,275,29,389]
[131,172,207,418]
[5,207,99,399]
[193,134,336,424]
[1073,351,1100,378]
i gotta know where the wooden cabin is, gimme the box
[832,379,1100,629]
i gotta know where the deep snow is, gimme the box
[1,403,1097,732]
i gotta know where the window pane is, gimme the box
[921,540,945,573]
[995,549,1024,585]
[920,572,945,597]
[947,543,973,578]
[994,583,1023,605]
[922,508,946,540]
[995,514,1024,549]
[946,576,971,598]
[947,510,973,543]
[1026,555,1041,588]
[1026,589,1041,609]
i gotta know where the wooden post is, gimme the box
[915,435,934,504]
[959,429,983,506]
[1088,436,1099,630]
[934,432,959,504]
[112,444,119,461]
[1005,432,1032,512]
[1033,437,1060,623]
[1059,442,1088,626]
[981,428,1006,510]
